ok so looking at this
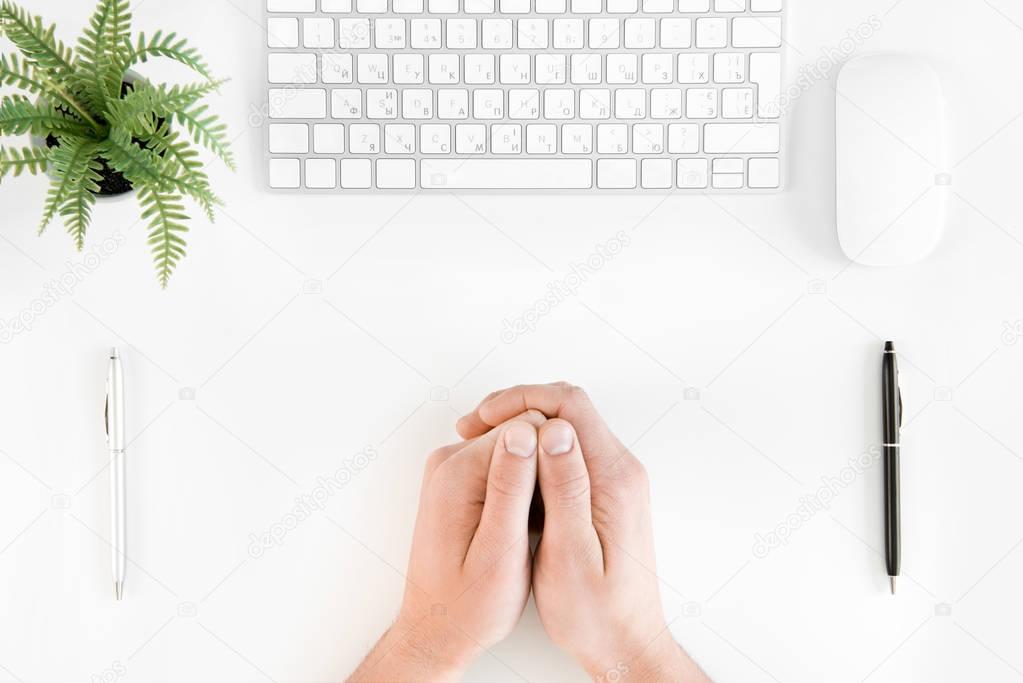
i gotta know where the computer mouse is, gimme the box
[836,54,949,266]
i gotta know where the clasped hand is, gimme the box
[349,383,710,683]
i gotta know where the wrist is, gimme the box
[582,630,705,683]
[349,617,473,683]
[391,610,478,678]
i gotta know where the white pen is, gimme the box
[105,348,126,600]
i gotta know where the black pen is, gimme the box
[882,341,902,595]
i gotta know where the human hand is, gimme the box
[458,384,710,682]
[349,411,545,682]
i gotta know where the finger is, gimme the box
[455,389,505,439]
[468,420,539,565]
[423,440,470,485]
[536,419,597,540]
[467,384,626,472]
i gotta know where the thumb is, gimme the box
[469,420,539,564]
[537,419,601,563]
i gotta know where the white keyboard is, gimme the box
[263,0,784,191]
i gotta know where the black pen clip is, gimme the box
[897,387,903,428]
[104,392,110,439]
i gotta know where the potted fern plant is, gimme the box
[0,0,233,286]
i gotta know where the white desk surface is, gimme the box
[3,0,1023,681]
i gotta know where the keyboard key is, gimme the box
[267,0,314,11]
[437,89,470,118]
[526,124,558,153]
[641,158,671,188]
[305,158,337,188]
[562,123,593,153]
[642,54,673,83]
[632,123,663,153]
[571,0,602,12]
[465,0,496,12]
[713,53,745,83]
[704,122,780,153]
[429,0,459,11]
[340,159,371,188]
[303,18,335,46]
[748,157,780,187]
[500,54,531,84]
[579,88,610,118]
[624,18,655,48]
[607,54,637,83]
[456,124,488,153]
[536,0,567,12]
[597,159,636,188]
[570,53,601,83]
[508,89,540,118]
[491,123,523,153]
[677,0,709,8]
[614,89,645,118]
[732,17,782,47]
[384,124,416,151]
[643,0,672,12]
[269,123,309,153]
[607,0,637,12]
[420,159,592,188]
[667,123,698,153]
[712,172,743,189]
[429,54,460,83]
[536,54,567,84]
[650,88,682,118]
[447,19,478,48]
[483,19,514,48]
[322,53,354,83]
[377,160,416,188]
[313,123,344,152]
[685,88,717,118]
[338,18,371,47]
[677,159,707,187]
[268,53,316,83]
[589,18,621,49]
[357,0,386,11]
[401,89,434,118]
[751,0,782,9]
[421,123,451,152]
[715,0,745,10]
[321,0,353,10]
[712,158,743,173]
[518,19,550,48]
[473,89,505,118]
[544,89,574,118]
[750,52,781,118]
[695,17,726,48]
[268,159,300,188]
[501,0,530,11]
[597,123,627,153]
[465,54,496,83]
[349,123,381,152]
[393,54,424,83]
[722,88,753,118]
[553,18,584,47]
[267,18,299,47]
[678,54,709,82]
[375,18,406,47]
[331,88,362,118]
[659,18,691,48]
[366,88,398,118]
[411,19,442,48]
[393,0,424,11]
[357,54,389,83]
[269,88,326,118]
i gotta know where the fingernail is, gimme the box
[541,422,575,455]
[503,422,537,458]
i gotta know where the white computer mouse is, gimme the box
[836,54,949,266]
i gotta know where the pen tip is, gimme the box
[110,347,119,359]
[115,581,123,601]
[884,341,895,352]
[890,576,897,595]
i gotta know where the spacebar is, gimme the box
[421,159,592,189]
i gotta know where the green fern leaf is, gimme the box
[59,155,103,250]
[137,182,189,288]
[0,52,50,95]
[0,95,93,137]
[100,126,170,189]
[175,103,235,170]
[39,138,100,234]
[139,123,221,220]
[0,0,75,78]
[106,79,227,135]
[73,0,132,110]
[0,144,49,179]
[123,31,214,81]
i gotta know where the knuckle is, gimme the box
[620,457,650,494]
[564,384,590,406]
[551,472,591,508]
[489,465,532,499]
[425,447,449,470]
